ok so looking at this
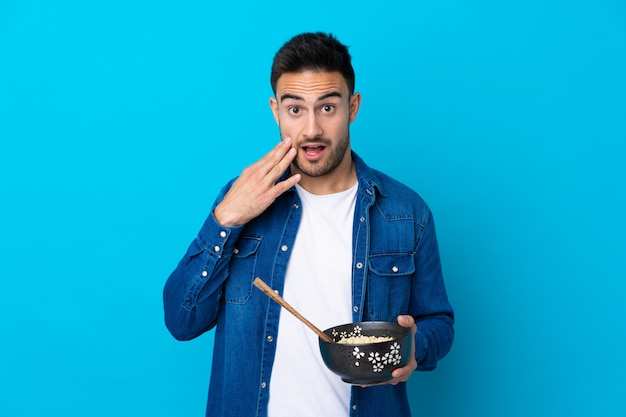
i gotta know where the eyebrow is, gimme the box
[279,91,343,102]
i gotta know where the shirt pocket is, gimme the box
[225,236,262,304]
[366,253,414,321]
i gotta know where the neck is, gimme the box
[293,156,357,195]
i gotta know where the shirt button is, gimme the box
[233,248,239,254]
[352,405,357,411]
[201,270,208,277]
[353,306,359,313]
[214,246,221,252]
[261,382,267,389]
[281,245,288,252]
[392,266,399,273]
[294,203,299,209]
[360,216,365,222]
[266,335,273,342]
[356,262,363,269]
[219,231,226,238]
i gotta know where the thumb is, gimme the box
[398,314,414,328]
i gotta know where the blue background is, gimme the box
[1,1,625,416]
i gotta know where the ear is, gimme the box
[269,97,280,125]
[349,92,362,123]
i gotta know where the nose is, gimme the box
[302,113,323,139]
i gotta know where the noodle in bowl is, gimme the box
[336,335,393,344]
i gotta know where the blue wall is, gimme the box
[1,1,624,416]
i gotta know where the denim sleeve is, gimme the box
[163,184,243,341]
[411,209,455,371]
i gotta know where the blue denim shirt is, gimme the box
[163,152,454,417]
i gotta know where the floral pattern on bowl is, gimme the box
[319,321,412,385]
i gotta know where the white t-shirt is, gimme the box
[267,182,358,417]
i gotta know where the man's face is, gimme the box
[270,70,361,179]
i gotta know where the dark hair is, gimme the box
[270,32,356,95]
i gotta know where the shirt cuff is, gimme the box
[196,210,244,254]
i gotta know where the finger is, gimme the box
[249,139,295,187]
[397,315,416,330]
[392,364,411,377]
[258,137,294,173]
[280,173,302,189]
[270,173,301,198]
[268,146,297,180]
[394,357,416,377]
[391,368,409,383]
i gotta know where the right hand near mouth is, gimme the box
[213,138,301,227]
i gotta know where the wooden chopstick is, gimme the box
[253,277,334,343]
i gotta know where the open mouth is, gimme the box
[302,145,326,155]
[302,145,326,158]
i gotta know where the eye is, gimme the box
[321,104,335,113]
[288,106,301,115]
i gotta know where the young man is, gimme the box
[163,32,454,417]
